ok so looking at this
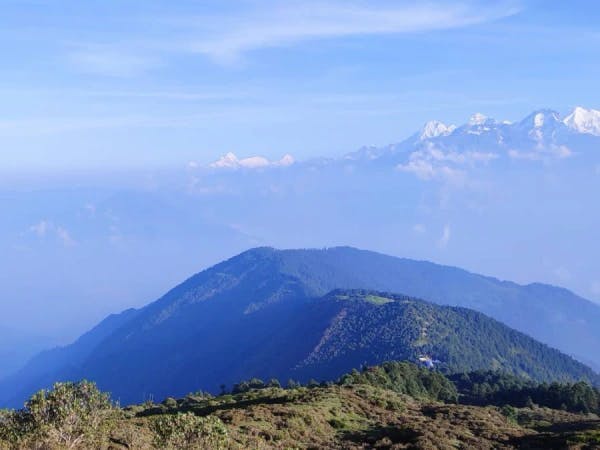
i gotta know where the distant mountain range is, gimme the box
[2,247,599,407]
[200,106,600,174]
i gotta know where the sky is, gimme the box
[1,0,600,174]
[0,1,598,374]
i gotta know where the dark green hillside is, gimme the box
[269,247,600,369]
[291,290,600,385]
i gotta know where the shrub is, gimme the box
[500,405,518,423]
[0,380,115,448]
[162,397,179,409]
[267,378,281,388]
[151,412,228,449]
[248,378,265,390]
[0,409,31,446]
[339,361,458,403]
[307,379,320,388]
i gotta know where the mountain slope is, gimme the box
[267,247,600,368]
[290,290,598,384]
[2,247,599,407]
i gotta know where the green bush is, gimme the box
[162,397,179,409]
[340,361,458,403]
[0,409,31,446]
[451,371,600,414]
[500,405,518,423]
[231,377,268,394]
[267,378,281,388]
[0,380,115,448]
[151,412,228,449]
[287,379,301,389]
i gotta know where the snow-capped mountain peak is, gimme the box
[278,154,295,167]
[517,109,561,130]
[210,152,239,168]
[209,152,294,169]
[419,120,456,140]
[534,111,559,128]
[563,106,600,136]
[342,106,600,169]
[468,112,489,126]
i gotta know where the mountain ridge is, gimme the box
[201,106,600,170]
[2,246,599,407]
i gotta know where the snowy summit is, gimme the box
[563,106,600,136]
[209,152,295,169]
[419,121,456,140]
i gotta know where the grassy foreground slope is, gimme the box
[1,362,599,449]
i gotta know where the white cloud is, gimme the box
[398,159,435,179]
[396,144,496,183]
[209,152,294,169]
[413,223,426,234]
[398,159,465,183]
[28,220,76,247]
[67,1,520,71]
[68,45,161,77]
[29,220,50,237]
[0,115,177,136]
[438,224,451,248]
[508,145,573,161]
[0,111,248,136]
[55,227,76,247]
[186,1,520,63]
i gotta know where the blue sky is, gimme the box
[1,1,600,354]
[1,0,600,172]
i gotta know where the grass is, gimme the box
[364,294,394,305]
[4,380,600,449]
[127,383,594,449]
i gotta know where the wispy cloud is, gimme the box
[186,1,520,63]
[0,116,177,135]
[413,223,426,234]
[397,144,497,184]
[28,220,76,247]
[438,224,451,248]
[67,1,521,72]
[0,110,265,135]
[68,44,161,77]
[508,145,573,161]
[398,158,466,183]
